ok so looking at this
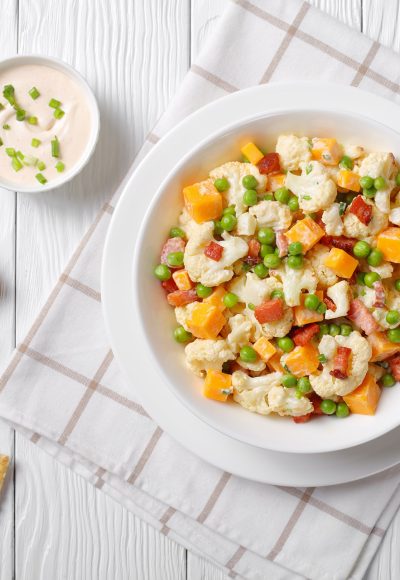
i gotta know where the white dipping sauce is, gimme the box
[0,63,92,186]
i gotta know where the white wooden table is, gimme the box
[1,1,400,578]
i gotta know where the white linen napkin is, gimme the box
[2,1,400,578]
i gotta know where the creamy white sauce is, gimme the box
[0,63,92,186]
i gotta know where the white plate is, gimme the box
[102,82,400,485]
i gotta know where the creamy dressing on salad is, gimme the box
[0,63,92,186]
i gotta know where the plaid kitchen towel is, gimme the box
[2,1,400,578]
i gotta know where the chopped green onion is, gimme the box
[0,103,4,111]
[16,109,25,121]
[11,157,23,172]
[37,160,46,171]
[23,155,38,167]
[55,161,65,172]
[31,138,41,148]
[3,84,16,107]
[28,116,38,125]
[16,151,24,161]
[35,172,47,184]
[53,108,65,119]
[5,147,15,157]
[248,303,255,311]
[3,124,10,130]
[51,136,60,158]
[48,98,61,109]
[29,86,40,100]
[0,137,3,146]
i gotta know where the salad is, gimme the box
[153,135,400,423]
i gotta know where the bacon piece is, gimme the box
[389,354,400,381]
[349,195,373,225]
[293,413,312,423]
[373,280,386,308]
[330,346,352,379]
[257,153,281,175]
[204,241,223,262]
[347,298,380,335]
[292,323,320,346]
[319,235,357,252]
[254,298,284,323]
[323,296,337,312]
[276,230,289,257]
[309,393,324,415]
[166,289,198,307]
[162,278,178,294]
[245,239,261,265]
[161,237,186,268]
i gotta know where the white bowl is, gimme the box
[0,55,100,193]
[133,98,400,454]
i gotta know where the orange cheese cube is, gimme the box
[268,173,286,191]
[186,303,226,339]
[376,227,400,263]
[324,247,358,278]
[285,217,324,253]
[253,337,276,362]
[172,269,193,291]
[203,370,232,402]
[311,138,343,166]
[294,291,324,326]
[241,142,264,165]
[368,331,400,362]
[285,343,319,377]
[337,170,361,193]
[267,351,285,373]
[343,373,381,415]
[183,181,222,224]
[204,286,227,312]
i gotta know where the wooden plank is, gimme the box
[308,0,361,28]
[14,0,190,578]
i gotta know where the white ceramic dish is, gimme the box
[0,55,100,193]
[102,83,400,483]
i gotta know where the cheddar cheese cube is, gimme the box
[203,370,232,402]
[268,173,286,192]
[240,142,264,165]
[172,269,193,291]
[285,343,319,377]
[343,373,381,415]
[324,247,358,278]
[376,227,400,263]
[285,217,324,253]
[311,138,343,166]
[253,337,276,362]
[183,180,222,224]
[204,286,227,312]
[267,351,285,373]
[368,331,400,362]
[186,302,226,339]
[337,170,361,193]
[294,291,324,326]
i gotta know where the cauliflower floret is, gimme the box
[184,222,248,287]
[184,339,235,377]
[245,305,293,340]
[321,203,344,236]
[226,314,254,352]
[369,261,393,279]
[324,280,350,320]
[343,144,365,160]
[249,200,292,231]
[375,287,400,329]
[209,161,267,217]
[307,244,338,287]
[178,208,197,238]
[175,303,198,332]
[357,285,376,309]
[272,259,317,306]
[275,135,311,171]
[310,331,371,398]
[358,152,397,213]
[343,199,388,240]
[285,161,337,212]
[236,212,257,236]
[232,370,282,415]
[236,358,266,372]
[267,386,313,417]
[389,207,400,226]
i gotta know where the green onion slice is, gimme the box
[3,84,16,107]
[48,98,61,109]
[23,155,38,167]
[5,147,15,157]
[37,160,46,171]
[53,108,65,119]
[31,138,41,148]
[3,124,10,130]
[16,109,26,121]
[28,116,38,125]
[35,172,47,184]
[12,157,23,172]
[29,87,40,100]
[51,136,60,158]
[16,151,24,161]
[55,161,65,172]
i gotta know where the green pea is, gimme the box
[169,227,186,239]
[340,323,352,336]
[353,240,371,259]
[263,194,274,201]
[257,227,275,245]
[220,214,237,231]
[359,175,374,189]
[277,336,294,353]
[386,310,400,325]
[254,263,269,278]
[174,326,192,343]
[260,244,274,258]
[240,345,258,363]
[364,271,381,288]
[196,283,213,298]
[374,176,386,190]
[363,187,376,198]
[167,251,184,267]
[395,279,400,291]
[222,205,236,216]
[329,324,340,337]
[223,292,239,308]
[214,177,230,192]
[287,255,303,270]
[381,373,396,387]
[281,374,298,388]
[304,294,320,311]
[288,241,303,255]
[247,302,255,310]
[396,172,400,187]
[242,174,258,189]
[336,402,350,418]
[264,253,281,268]
[317,302,327,315]
[319,323,329,337]
[154,264,171,281]
[243,189,258,206]
[339,155,353,170]
[356,272,366,285]
[288,195,299,212]
[367,249,384,267]
[274,187,290,204]
[297,376,312,394]
[271,289,284,300]
[387,328,400,343]
[318,353,327,363]
[214,220,223,236]
[320,399,337,415]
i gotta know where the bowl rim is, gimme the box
[132,101,400,454]
[0,54,100,194]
